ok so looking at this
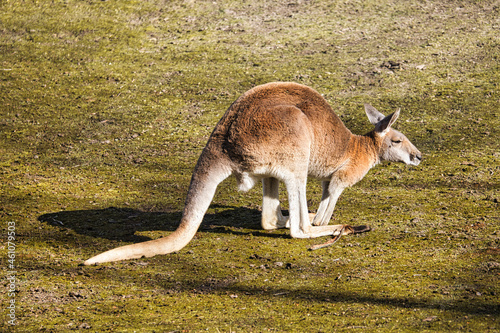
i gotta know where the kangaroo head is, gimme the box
[365,104,422,166]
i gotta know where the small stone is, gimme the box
[78,323,91,329]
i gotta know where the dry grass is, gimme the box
[1,0,499,331]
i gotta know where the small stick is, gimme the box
[309,225,372,251]
[309,226,345,251]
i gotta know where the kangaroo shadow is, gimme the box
[38,205,288,243]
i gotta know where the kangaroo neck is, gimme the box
[350,132,382,166]
[333,132,381,186]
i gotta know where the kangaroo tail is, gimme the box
[84,151,231,265]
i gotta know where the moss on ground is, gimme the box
[1,0,499,331]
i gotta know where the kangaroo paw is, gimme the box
[309,226,345,250]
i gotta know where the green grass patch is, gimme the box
[1,0,499,331]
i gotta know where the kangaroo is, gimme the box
[84,82,421,265]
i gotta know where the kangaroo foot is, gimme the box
[309,224,371,251]
[278,213,317,229]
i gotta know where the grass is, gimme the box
[1,0,499,331]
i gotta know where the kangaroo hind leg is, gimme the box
[261,177,288,230]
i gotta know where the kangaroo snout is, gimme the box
[409,148,422,166]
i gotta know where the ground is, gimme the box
[0,0,499,332]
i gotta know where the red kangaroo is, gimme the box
[84,82,422,265]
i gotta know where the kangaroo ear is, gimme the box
[365,104,386,125]
[375,109,400,133]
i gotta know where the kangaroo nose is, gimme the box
[411,152,422,165]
